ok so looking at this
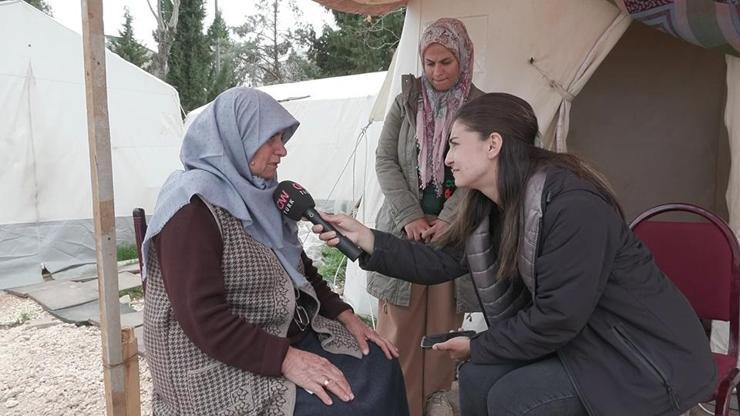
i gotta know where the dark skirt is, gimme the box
[293,330,409,416]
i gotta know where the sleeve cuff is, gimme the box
[259,334,291,377]
[321,301,353,320]
[358,230,392,272]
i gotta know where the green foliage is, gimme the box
[120,286,145,301]
[357,314,374,327]
[318,246,347,289]
[312,9,405,77]
[16,312,32,325]
[117,243,138,262]
[232,0,320,86]
[154,0,403,106]
[166,0,210,112]
[24,0,52,15]
[206,11,240,101]
[109,7,151,70]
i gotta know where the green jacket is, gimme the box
[367,74,484,310]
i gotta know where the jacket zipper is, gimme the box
[557,351,596,416]
[468,272,491,328]
[613,325,680,409]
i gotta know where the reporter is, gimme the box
[314,93,717,416]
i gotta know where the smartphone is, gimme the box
[420,330,477,349]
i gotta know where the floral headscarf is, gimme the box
[416,17,474,195]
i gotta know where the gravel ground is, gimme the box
[0,292,151,416]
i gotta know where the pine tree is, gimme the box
[148,0,181,80]
[233,0,319,86]
[206,10,239,101]
[312,9,405,77]
[166,0,210,112]
[24,0,52,15]
[109,7,150,70]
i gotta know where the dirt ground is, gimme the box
[0,292,152,415]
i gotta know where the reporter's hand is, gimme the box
[421,218,449,243]
[311,212,375,253]
[432,336,471,361]
[403,218,431,242]
[281,347,354,405]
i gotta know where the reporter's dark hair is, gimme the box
[435,93,623,280]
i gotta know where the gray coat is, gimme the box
[368,74,484,310]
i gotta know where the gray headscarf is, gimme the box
[141,87,308,288]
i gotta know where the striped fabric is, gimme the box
[608,0,740,56]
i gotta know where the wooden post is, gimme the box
[122,328,141,416]
[80,1,126,415]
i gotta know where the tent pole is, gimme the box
[80,1,127,415]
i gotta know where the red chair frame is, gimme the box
[630,203,740,415]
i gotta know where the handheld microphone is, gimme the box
[273,180,363,261]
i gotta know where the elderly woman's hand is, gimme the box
[281,347,354,406]
[337,310,399,359]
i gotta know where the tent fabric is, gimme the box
[312,0,406,16]
[0,0,183,288]
[726,54,740,236]
[608,0,740,57]
[316,0,740,58]
[542,13,631,151]
[568,22,729,222]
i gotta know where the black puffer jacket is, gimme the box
[360,168,716,416]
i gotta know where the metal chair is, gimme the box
[630,203,740,415]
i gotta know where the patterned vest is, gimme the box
[144,198,361,416]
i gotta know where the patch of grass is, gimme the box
[117,243,138,261]
[16,312,32,325]
[318,246,347,289]
[120,286,144,301]
[357,314,374,328]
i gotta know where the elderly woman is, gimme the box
[142,87,408,416]
[372,17,484,415]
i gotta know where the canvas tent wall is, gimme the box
[316,0,740,322]
[0,0,184,289]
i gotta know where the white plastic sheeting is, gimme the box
[0,1,183,288]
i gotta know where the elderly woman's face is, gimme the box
[249,131,287,180]
[423,43,460,92]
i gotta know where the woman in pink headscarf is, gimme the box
[369,17,485,416]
